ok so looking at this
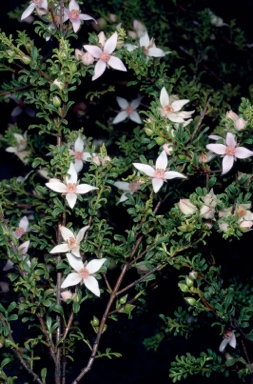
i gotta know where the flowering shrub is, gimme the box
[1,0,253,383]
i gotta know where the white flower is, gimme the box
[6,132,30,164]
[112,96,142,124]
[226,110,247,131]
[114,178,143,202]
[21,0,48,21]
[125,32,169,58]
[13,216,29,239]
[45,163,98,209]
[133,150,186,193]
[69,135,91,172]
[206,132,253,175]
[50,225,89,257]
[159,87,194,123]
[128,20,147,39]
[83,32,127,81]
[178,199,197,216]
[61,253,107,296]
[3,241,30,271]
[66,0,95,33]
[219,330,236,352]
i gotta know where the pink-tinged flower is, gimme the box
[50,225,89,257]
[198,151,216,163]
[83,32,127,81]
[3,241,30,271]
[6,132,30,164]
[219,330,236,352]
[92,154,111,166]
[69,135,92,172]
[112,96,142,124]
[133,150,186,193]
[21,0,48,20]
[239,220,253,232]
[206,132,253,175]
[125,32,169,58]
[66,0,95,33]
[235,204,253,222]
[13,216,29,239]
[159,87,194,123]
[162,143,173,155]
[114,178,144,202]
[178,199,197,216]
[128,20,147,39]
[61,253,107,296]
[226,110,247,131]
[45,163,98,209]
[61,290,73,301]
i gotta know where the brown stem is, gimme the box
[37,312,57,364]
[189,96,212,143]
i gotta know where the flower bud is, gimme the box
[90,316,100,327]
[53,79,64,90]
[239,220,253,232]
[155,136,166,145]
[185,276,194,287]
[61,290,72,301]
[184,297,196,306]
[70,63,77,74]
[82,52,94,66]
[21,55,31,65]
[178,199,197,216]
[143,127,153,136]
[53,96,61,108]
[177,224,195,232]
[75,49,83,60]
[178,283,189,292]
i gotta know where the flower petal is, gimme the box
[21,3,35,20]
[60,225,74,241]
[171,99,190,112]
[92,60,107,81]
[139,32,150,47]
[66,193,77,209]
[156,150,167,170]
[108,56,127,72]
[46,181,67,193]
[66,253,84,271]
[61,272,82,288]
[74,135,84,152]
[160,87,169,108]
[19,216,29,231]
[76,225,89,244]
[225,132,236,147]
[50,244,70,254]
[129,111,142,124]
[83,275,100,296]
[112,111,128,124]
[164,171,186,180]
[234,147,253,159]
[116,97,129,109]
[104,32,117,54]
[114,181,131,191]
[83,45,102,59]
[133,163,155,177]
[152,178,164,193]
[147,47,165,57]
[66,163,77,184]
[206,144,227,155]
[86,258,107,274]
[75,184,98,194]
[222,155,234,174]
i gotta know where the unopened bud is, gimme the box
[82,52,94,66]
[143,127,153,136]
[185,276,194,287]
[21,55,31,65]
[178,199,197,216]
[53,96,61,107]
[184,297,196,306]
[155,136,166,145]
[178,283,189,293]
[90,316,99,327]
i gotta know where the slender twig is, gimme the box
[0,314,43,384]
[190,96,212,143]
[37,312,57,364]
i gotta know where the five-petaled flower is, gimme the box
[50,225,89,258]
[133,150,186,193]
[206,132,253,175]
[61,253,107,296]
[21,0,48,21]
[66,0,95,33]
[112,96,142,124]
[159,87,194,123]
[83,32,127,81]
[45,163,98,209]
[69,135,91,172]
[125,32,169,58]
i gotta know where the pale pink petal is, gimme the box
[206,144,227,155]
[46,181,68,193]
[171,99,190,112]
[104,32,117,54]
[76,226,89,244]
[6,146,17,153]
[74,160,83,173]
[107,56,127,71]
[66,252,84,271]
[71,247,81,257]
[50,244,70,254]
[86,258,107,274]
[19,216,29,232]
[92,60,107,81]
[3,260,14,271]
[124,44,138,52]
[129,111,142,124]
[66,163,77,184]
[41,0,48,9]
[147,47,165,57]
[69,0,79,11]
[11,106,22,117]
[71,19,81,33]
[156,150,167,170]
[234,147,253,159]
[152,178,164,193]
[229,332,236,348]
[164,171,186,180]
[139,33,150,47]
[119,193,128,202]
[130,98,141,109]
[225,132,236,147]
[66,193,77,209]
[75,184,98,194]
[83,45,102,58]
[133,163,155,177]
[74,136,84,152]
[112,111,128,124]
[0,281,10,292]
[83,275,100,296]
[114,181,131,191]
[21,3,35,20]
[18,240,30,255]
[61,272,82,288]
[160,87,169,108]
[222,155,234,174]
[79,14,95,22]
[116,97,129,109]
[167,114,186,123]
[209,134,223,140]
[219,338,229,352]
[60,226,74,241]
